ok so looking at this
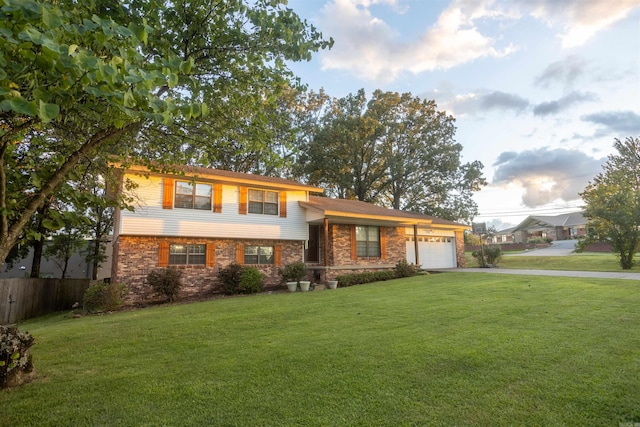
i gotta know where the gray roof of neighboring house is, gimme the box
[514,212,586,231]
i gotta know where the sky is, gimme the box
[284,0,640,229]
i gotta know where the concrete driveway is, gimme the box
[508,239,578,256]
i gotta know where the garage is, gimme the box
[406,230,457,269]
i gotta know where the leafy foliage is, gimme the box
[299,89,486,222]
[394,259,420,278]
[239,267,265,294]
[579,137,640,269]
[0,0,332,265]
[472,245,503,267]
[147,268,183,302]
[83,282,128,313]
[0,325,35,388]
[278,261,307,283]
[335,271,398,287]
[217,263,245,295]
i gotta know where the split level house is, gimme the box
[111,164,470,302]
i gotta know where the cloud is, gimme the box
[318,0,517,82]
[581,111,640,134]
[533,91,597,116]
[492,147,604,207]
[450,90,529,115]
[534,55,588,88]
[522,0,640,48]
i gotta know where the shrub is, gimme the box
[278,261,307,283]
[217,263,245,295]
[147,268,183,302]
[239,267,264,294]
[0,326,35,388]
[83,282,128,313]
[472,245,503,267]
[395,259,420,278]
[335,270,397,287]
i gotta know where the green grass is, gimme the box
[466,252,640,272]
[2,273,640,426]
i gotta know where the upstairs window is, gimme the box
[248,189,278,215]
[356,226,380,257]
[175,181,212,210]
[169,244,206,265]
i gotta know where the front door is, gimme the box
[306,224,320,262]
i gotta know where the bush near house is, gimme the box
[146,268,183,302]
[239,267,265,294]
[83,282,128,313]
[217,263,245,295]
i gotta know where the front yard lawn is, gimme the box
[2,273,639,426]
[466,252,640,272]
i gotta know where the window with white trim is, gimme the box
[356,226,380,257]
[175,181,212,210]
[244,246,274,265]
[169,244,206,265]
[248,189,278,215]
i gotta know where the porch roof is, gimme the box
[299,196,470,230]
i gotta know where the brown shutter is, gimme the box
[158,242,169,267]
[162,178,174,209]
[380,227,387,259]
[236,243,245,265]
[279,192,287,218]
[239,186,248,214]
[206,243,216,267]
[213,184,223,213]
[274,245,282,266]
[350,225,357,260]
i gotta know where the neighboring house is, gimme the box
[111,164,469,302]
[0,240,112,280]
[493,212,586,243]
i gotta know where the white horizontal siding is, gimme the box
[119,175,309,240]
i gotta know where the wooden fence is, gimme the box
[0,278,94,324]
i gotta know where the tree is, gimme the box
[301,89,485,221]
[0,0,331,265]
[579,137,640,269]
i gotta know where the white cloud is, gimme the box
[523,0,640,48]
[492,147,604,207]
[318,0,517,83]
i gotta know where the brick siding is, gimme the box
[113,236,303,304]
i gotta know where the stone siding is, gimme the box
[113,235,303,304]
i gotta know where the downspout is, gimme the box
[414,224,420,266]
[324,218,329,281]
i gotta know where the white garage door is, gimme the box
[406,236,456,269]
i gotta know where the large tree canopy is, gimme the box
[579,136,640,269]
[301,89,486,222]
[0,0,331,264]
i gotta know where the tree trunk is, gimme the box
[30,238,44,278]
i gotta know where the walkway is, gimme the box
[439,268,640,281]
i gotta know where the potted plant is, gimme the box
[278,261,307,292]
[327,280,338,289]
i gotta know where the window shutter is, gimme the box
[239,186,248,214]
[236,244,245,265]
[158,242,169,267]
[162,178,174,209]
[279,192,287,218]
[213,184,223,213]
[350,225,357,260]
[274,245,282,266]
[206,243,216,267]
[380,227,387,259]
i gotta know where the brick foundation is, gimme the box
[113,236,304,304]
